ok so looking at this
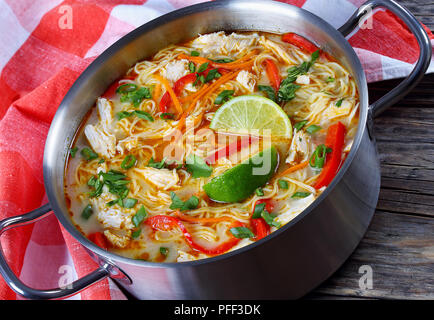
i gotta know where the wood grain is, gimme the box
[310,211,434,299]
[396,0,434,29]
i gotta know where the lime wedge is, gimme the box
[210,95,292,138]
[203,147,278,203]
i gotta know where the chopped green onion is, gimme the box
[191,51,200,57]
[81,204,93,220]
[160,113,175,120]
[147,157,167,169]
[292,192,311,198]
[70,147,78,158]
[293,120,308,131]
[230,227,255,239]
[185,154,212,178]
[204,69,221,83]
[258,85,276,102]
[132,229,141,239]
[278,50,319,102]
[87,176,97,187]
[133,110,154,121]
[117,111,133,120]
[326,77,335,83]
[91,170,129,200]
[214,90,234,105]
[98,158,105,164]
[106,199,118,206]
[252,202,266,219]
[116,83,138,94]
[306,125,321,134]
[169,192,199,211]
[132,205,148,227]
[309,144,332,169]
[123,198,137,208]
[121,154,137,169]
[211,58,234,63]
[196,62,209,73]
[81,147,98,161]
[261,210,281,228]
[119,87,151,107]
[188,61,196,73]
[160,247,169,256]
[278,179,289,189]
[336,98,344,107]
[255,188,264,197]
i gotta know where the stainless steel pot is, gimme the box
[0,0,431,300]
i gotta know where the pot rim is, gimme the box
[44,0,368,268]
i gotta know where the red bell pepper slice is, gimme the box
[88,232,109,250]
[254,199,275,214]
[146,215,179,231]
[159,73,198,113]
[251,199,273,240]
[146,215,243,256]
[282,32,319,54]
[159,92,172,113]
[205,136,258,165]
[102,75,136,99]
[251,218,270,240]
[313,122,346,189]
[264,59,281,91]
[173,73,197,95]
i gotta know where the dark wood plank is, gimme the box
[312,211,434,299]
[396,0,434,29]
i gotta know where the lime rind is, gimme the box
[203,147,278,203]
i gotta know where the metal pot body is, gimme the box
[0,0,430,299]
[110,129,380,299]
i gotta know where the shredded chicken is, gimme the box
[296,75,310,85]
[286,129,310,165]
[162,59,189,83]
[97,98,114,132]
[236,70,256,92]
[84,125,116,159]
[84,97,117,159]
[116,136,139,155]
[134,167,179,190]
[104,230,131,248]
[191,32,259,56]
[321,99,354,126]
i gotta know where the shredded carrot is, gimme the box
[176,70,241,132]
[152,83,161,102]
[277,161,309,178]
[178,55,209,64]
[154,74,183,115]
[178,50,258,70]
[175,211,234,224]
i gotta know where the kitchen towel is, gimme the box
[0,0,433,300]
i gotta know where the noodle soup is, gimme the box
[65,31,359,262]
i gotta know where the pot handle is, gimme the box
[339,0,432,118]
[0,203,110,299]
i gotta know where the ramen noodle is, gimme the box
[65,31,359,262]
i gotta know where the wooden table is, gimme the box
[309,0,434,299]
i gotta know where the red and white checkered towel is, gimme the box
[0,0,433,300]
